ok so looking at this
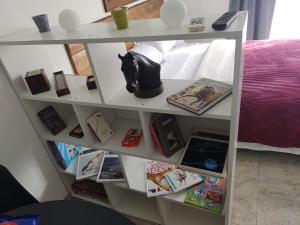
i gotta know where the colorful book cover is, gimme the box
[76,149,106,180]
[145,161,176,197]
[165,169,204,192]
[167,78,232,115]
[184,176,226,214]
[54,141,80,167]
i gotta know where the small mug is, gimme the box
[32,14,50,33]
[111,7,129,30]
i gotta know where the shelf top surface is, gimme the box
[108,79,232,120]
[0,11,247,45]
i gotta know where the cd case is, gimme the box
[97,154,125,182]
[76,149,106,180]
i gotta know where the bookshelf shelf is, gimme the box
[22,75,102,106]
[1,10,247,225]
[107,79,232,120]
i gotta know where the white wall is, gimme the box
[0,0,112,201]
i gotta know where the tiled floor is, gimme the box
[232,149,300,225]
[130,149,300,225]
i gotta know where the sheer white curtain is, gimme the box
[269,0,300,39]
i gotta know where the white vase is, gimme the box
[160,0,187,27]
[58,9,81,32]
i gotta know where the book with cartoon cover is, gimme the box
[165,168,204,192]
[145,161,175,197]
[167,78,232,115]
[184,176,226,214]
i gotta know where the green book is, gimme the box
[184,176,225,214]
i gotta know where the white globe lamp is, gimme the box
[58,9,81,32]
[160,0,187,27]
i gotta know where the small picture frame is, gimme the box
[97,154,125,182]
[76,149,106,180]
[103,0,136,12]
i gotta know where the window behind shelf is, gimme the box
[65,0,163,76]
[269,0,300,39]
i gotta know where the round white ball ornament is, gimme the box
[160,0,187,27]
[58,9,80,32]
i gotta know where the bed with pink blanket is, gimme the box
[238,40,300,153]
[132,39,300,154]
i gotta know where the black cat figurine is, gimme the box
[118,51,163,98]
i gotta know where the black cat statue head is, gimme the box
[118,51,163,98]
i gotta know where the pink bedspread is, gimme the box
[239,40,300,148]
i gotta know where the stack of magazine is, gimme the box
[145,160,226,214]
[48,141,125,183]
[76,149,125,182]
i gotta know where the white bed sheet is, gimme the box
[194,39,235,83]
[160,42,210,80]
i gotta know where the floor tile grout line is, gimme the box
[255,152,262,225]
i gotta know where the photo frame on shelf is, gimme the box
[103,0,136,12]
[97,154,125,182]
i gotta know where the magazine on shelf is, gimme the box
[184,176,226,214]
[48,141,81,170]
[145,160,176,197]
[76,149,106,180]
[97,154,125,182]
[165,168,204,192]
[167,78,232,116]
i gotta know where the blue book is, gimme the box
[53,141,81,168]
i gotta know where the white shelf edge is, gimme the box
[0,12,247,46]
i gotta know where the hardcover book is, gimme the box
[151,114,185,157]
[48,141,81,170]
[184,176,226,214]
[145,161,175,197]
[97,154,125,182]
[167,78,232,115]
[165,168,204,192]
[76,149,106,180]
[37,105,66,135]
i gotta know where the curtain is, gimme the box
[230,0,277,39]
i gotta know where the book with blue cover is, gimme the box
[53,141,81,168]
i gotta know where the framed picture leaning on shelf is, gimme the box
[103,0,137,12]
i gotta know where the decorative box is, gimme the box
[25,68,51,95]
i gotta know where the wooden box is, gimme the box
[86,75,97,90]
[53,71,70,97]
[25,69,51,95]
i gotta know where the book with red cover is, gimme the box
[149,122,164,155]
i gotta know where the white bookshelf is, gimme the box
[0,11,247,225]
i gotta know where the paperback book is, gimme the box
[76,149,106,180]
[167,78,232,115]
[184,176,226,214]
[145,161,175,197]
[97,154,125,182]
[48,141,81,170]
[165,168,204,192]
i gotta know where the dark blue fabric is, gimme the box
[230,0,276,39]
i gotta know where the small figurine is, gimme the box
[118,51,163,98]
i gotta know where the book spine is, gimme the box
[48,142,68,170]
[149,122,164,155]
